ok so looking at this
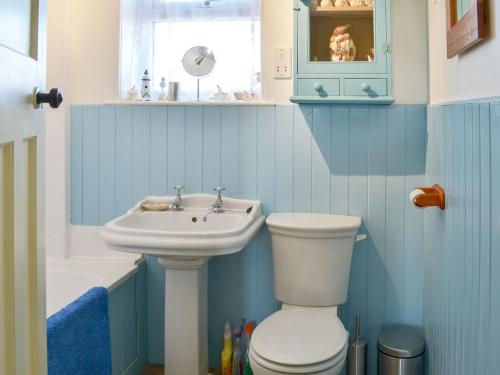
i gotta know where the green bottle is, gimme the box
[242,322,255,375]
[243,361,253,375]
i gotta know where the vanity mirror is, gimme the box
[182,46,216,101]
[446,0,486,58]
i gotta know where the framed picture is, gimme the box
[446,0,486,58]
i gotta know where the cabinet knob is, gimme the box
[313,83,323,92]
[361,83,371,92]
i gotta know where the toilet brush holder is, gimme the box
[347,315,367,375]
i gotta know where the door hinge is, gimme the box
[382,43,392,54]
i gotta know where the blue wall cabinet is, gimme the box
[292,0,393,104]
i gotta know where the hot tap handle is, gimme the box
[213,187,226,196]
[174,185,184,200]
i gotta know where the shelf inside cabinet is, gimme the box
[311,5,374,17]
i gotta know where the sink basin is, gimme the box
[100,193,265,375]
[101,194,265,258]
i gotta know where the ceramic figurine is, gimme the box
[367,48,374,62]
[141,69,151,101]
[234,90,257,101]
[334,0,346,7]
[320,0,333,7]
[330,25,357,61]
[210,85,230,101]
[364,0,372,5]
[349,0,364,7]
[127,85,139,101]
[159,77,167,100]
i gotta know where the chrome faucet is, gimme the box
[211,187,226,212]
[170,185,184,211]
[203,187,226,222]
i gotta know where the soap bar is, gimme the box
[141,202,170,211]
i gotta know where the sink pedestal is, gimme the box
[158,257,211,375]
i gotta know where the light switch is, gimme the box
[274,48,292,79]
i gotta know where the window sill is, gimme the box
[102,100,277,106]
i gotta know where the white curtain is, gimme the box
[120,0,261,100]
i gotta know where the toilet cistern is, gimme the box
[250,212,364,375]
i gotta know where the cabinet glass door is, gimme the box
[297,0,387,74]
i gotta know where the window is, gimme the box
[120,0,261,101]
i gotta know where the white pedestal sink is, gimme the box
[101,194,265,375]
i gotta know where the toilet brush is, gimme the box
[347,315,367,375]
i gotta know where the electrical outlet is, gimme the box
[274,48,292,79]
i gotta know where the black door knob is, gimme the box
[35,88,63,109]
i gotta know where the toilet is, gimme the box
[249,213,362,375]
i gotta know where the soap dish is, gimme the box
[142,202,170,211]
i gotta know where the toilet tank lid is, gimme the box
[266,213,361,237]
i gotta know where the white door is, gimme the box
[0,1,54,374]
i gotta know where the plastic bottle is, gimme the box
[239,322,250,362]
[242,322,255,375]
[232,321,245,375]
[221,321,233,375]
[232,336,242,375]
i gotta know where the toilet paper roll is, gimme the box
[410,189,426,209]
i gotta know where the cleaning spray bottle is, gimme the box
[221,321,233,375]
[232,324,243,375]
[242,322,255,375]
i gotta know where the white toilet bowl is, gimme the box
[249,307,348,375]
[249,213,363,375]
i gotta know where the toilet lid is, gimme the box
[251,309,347,366]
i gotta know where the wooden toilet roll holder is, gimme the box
[414,184,446,209]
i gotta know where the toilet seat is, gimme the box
[250,309,348,373]
[250,341,348,374]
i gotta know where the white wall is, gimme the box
[428,0,499,104]
[45,0,68,257]
[260,1,294,102]
[45,0,121,257]
[391,0,428,104]
[66,0,120,103]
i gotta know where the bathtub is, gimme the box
[46,256,148,375]
[46,257,141,317]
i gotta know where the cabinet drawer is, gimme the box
[297,79,340,97]
[344,79,388,97]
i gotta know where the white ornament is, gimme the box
[141,69,151,101]
[210,85,230,101]
[127,85,139,101]
[159,77,167,101]
[320,0,333,7]
[335,0,346,7]
[349,0,364,7]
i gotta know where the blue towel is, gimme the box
[47,287,112,375]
